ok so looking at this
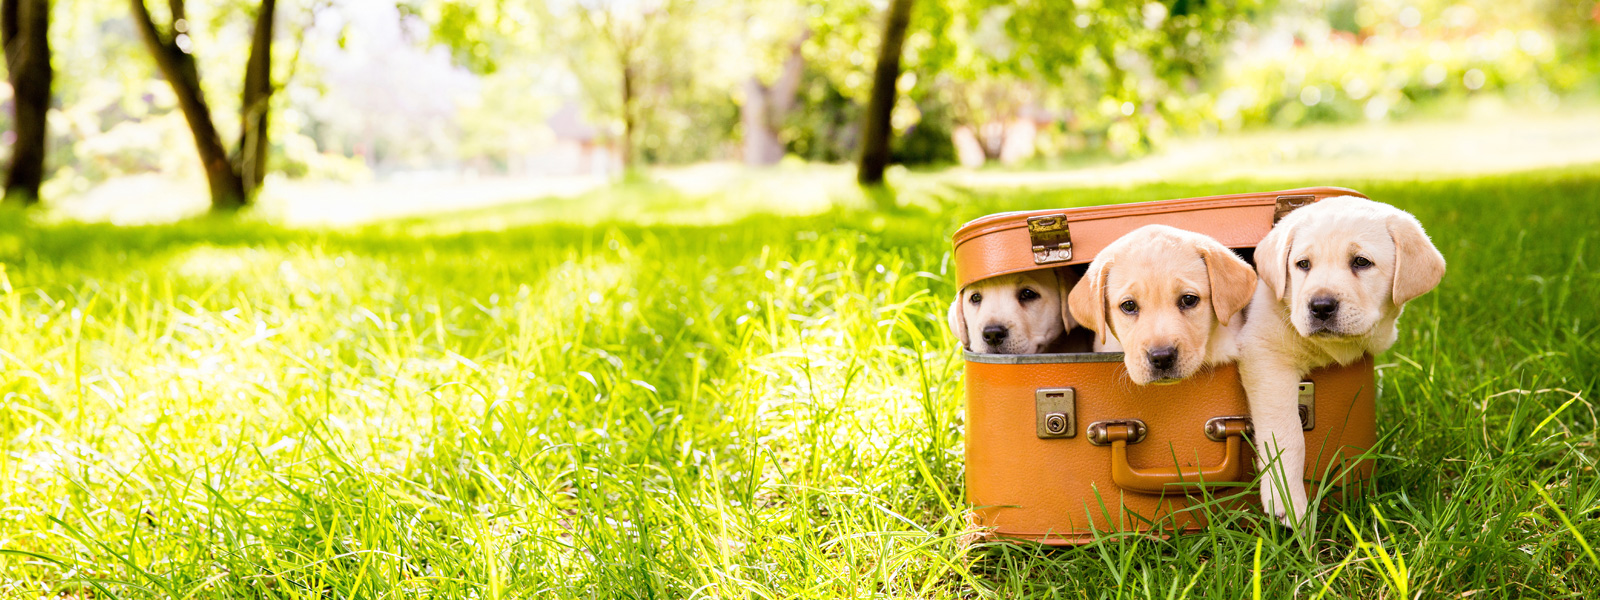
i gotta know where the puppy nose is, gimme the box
[1147,347,1177,371]
[981,325,1009,345]
[1309,297,1339,321]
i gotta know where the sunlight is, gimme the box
[1,0,1595,595]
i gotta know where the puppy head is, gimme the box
[948,268,1075,354]
[1068,225,1256,385]
[1255,196,1445,339]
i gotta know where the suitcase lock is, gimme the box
[1274,195,1318,223]
[1027,214,1073,264]
[1035,388,1076,439]
[1298,381,1315,430]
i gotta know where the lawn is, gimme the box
[0,165,1596,598]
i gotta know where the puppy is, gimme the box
[1068,225,1258,385]
[1239,196,1445,527]
[948,268,1086,354]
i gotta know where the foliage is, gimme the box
[1210,0,1596,131]
[891,93,959,167]
[411,0,543,75]
[454,68,561,173]
[904,0,1272,158]
[781,61,860,162]
[410,0,564,171]
[0,165,1596,596]
[2,0,1598,198]
[636,82,742,165]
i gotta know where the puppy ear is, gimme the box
[1055,267,1081,331]
[1255,221,1296,301]
[1388,213,1446,306]
[1068,260,1112,346]
[947,294,970,350]
[1200,241,1258,326]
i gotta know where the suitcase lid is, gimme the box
[951,187,1366,288]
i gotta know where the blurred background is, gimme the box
[1,0,1597,224]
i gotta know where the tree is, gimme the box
[853,0,1266,177]
[938,1,1268,157]
[741,27,808,166]
[855,0,913,186]
[130,0,277,212]
[557,0,681,172]
[949,77,1032,162]
[1,0,51,206]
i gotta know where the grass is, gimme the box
[0,164,1596,598]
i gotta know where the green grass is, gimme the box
[0,165,1596,598]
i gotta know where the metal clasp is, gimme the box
[1086,419,1147,446]
[1204,416,1255,442]
[1027,214,1073,264]
[1274,195,1318,223]
[1298,381,1315,430]
[1035,388,1076,439]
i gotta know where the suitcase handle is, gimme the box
[1104,419,1250,494]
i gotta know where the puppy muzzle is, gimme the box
[1302,295,1366,337]
[979,323,1041,354]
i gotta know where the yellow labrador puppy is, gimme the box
[949,268,1086,354]
[1240,196,1445,527]
[1068,225,1257,384]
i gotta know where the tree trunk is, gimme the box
[131,0,248,212]
[1,0,51,206]
[741,77,780,165]
[976,121,1006,161]
[236,0,276,198]
[619,58,635,171]
[856,0,914,187]
[743,29,809,166]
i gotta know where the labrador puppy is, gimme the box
[1240,196,1445,527]
[1068,225,1258,385]
[949,268,1087,354]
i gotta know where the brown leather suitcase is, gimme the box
[953,188,1379,544]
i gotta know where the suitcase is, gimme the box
[953,188,1379,544]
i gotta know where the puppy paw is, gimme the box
[1260,482,1310,528]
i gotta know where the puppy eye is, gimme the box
[1179,294,1200,309]
[1119,300,1138,315]
[1295,259,1311,271]
[1017,288,1039,302]
[969,292,983,304]
[1351,256,1373,269]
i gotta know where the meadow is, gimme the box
[0,165,1596,598]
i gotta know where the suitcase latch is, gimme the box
[1035,388,1076,439]
[1274,195,1318,223]
[1086,419,1147,446]
[1298,381,1315,430]
[1027,214,1073,264]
